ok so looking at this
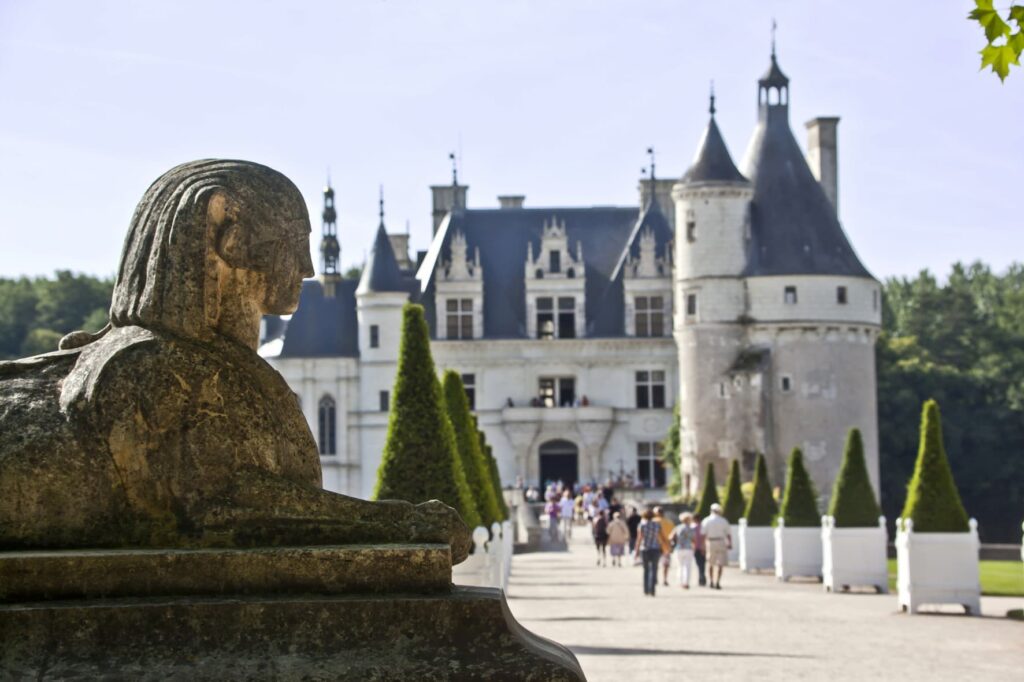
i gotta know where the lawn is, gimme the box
[886,559,1024,597]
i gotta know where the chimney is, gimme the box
[430,183,468,234]
[805,117,839,215]
[498,195,525,209]
[637,178,677,230]
[387,233,412,270]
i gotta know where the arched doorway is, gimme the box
[538,439,579,490]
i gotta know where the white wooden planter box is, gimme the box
[896,517,981,615]
[739,519,774,572]
[728,524,739,564]
[774,520,823,581]
[822,515,888,593]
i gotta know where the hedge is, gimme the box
[443,371,503,527]
[721,459,746,524]
[694,461,719,518]
[779,448,820,527]
[743,453,777,526]
[828,428,882,527]
[477,426,509,521]
[373,304,480,528]
[900,400,970,533]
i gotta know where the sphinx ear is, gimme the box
[209,193,250,269]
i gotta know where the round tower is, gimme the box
[672,91,755,498]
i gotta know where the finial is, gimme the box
[449,151,458,186]
[709,80,716,117]
[646,147,656,182]
[771,18,777,58]
[378,185,385,227]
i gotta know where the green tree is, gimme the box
[743,453,777,526]
[34,270,113,334]
[721,459,745,524]
[443,371,502,527]
[659,404,682,498]
[0,277,39,358]
[969,1,1024,81]
[694,461,719,517]
[477,426,509,521]
[373,304,479,528]
[19,328,62,356]
[779,448,820,527]
[828,428,882,527]
[900,400,970,533]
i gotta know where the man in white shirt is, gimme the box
[700,503,732,590]
[558,491,575,540]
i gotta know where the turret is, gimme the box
[356,188,409,363]
[319,181,342,296]
[672,89,753,284]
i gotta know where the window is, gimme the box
[462,373,476,410]
[446,298,473,339]
[686,293,698,318]
[784,286,798,304]
[635,296,665,337]
[536,297,554,339]
[379,390,389,412]
[536,296,576,339]
[837,286,848,305]
[717,382,728,399]
[369,325,380,348]
[318,395,336,455]
[558,297,576,338]
[549,250,561,273]
[686,209,696,243]
[539,377,576,407]
[635,370,666,409]
[872,290,879,311]
[637,442,666,487]
[780,375,792,392]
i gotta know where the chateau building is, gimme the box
[261,51,881,503]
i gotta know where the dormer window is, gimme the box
[635,296,665,337]
[549,250,561,273]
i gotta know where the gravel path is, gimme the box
[506,531,1023,681]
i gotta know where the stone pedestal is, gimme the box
[0,545,585,680]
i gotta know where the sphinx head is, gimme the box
[109,160,314,347]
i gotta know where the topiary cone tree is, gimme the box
[443,371,503,527]
[373,304,480,528]
[779,448,820,527]
[694,461,719,518]
[900,399,970,533]
[828,428,882,527]
[478,427,509,521]
[721,459,746,524]
[744,453,778,526]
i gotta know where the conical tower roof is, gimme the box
[740,54,872,279]
[357,222,405,295]
[681,119,748,186]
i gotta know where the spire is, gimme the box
[319,176,340,280]
[681,94,747,186]
[357,189,405,295]
[378,185,385,228]
[646,146,656,182]
[449,151,458,186]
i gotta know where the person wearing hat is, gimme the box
[700,502,732,590]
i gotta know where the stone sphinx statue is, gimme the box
[0,159,469,562]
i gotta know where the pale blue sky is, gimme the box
[0,1,1020,281]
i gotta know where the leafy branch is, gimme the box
[969,0,1024,81]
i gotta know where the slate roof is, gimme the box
[759,54,790,87]
[740,60,872,280]
[610,199,674,281]
[357,223,405,294]
[277,279,360,357]
[680,116,748,186]
[420,207,653,339]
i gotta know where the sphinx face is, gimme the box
[259,224,314,315]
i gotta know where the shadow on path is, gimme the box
[567,645,812,659]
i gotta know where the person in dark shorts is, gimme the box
[592,509,610,566]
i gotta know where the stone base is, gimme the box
[0,546,585,680]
